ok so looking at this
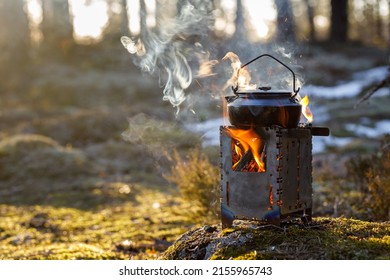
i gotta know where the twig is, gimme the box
[235,150,254,171]
[355,67,390,108]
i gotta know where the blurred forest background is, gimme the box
[0,0,389,259]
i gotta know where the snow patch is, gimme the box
[301,66,389,99]
[345,120,390,138]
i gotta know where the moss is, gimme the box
[0,188,193,260]
[161,218,390,260]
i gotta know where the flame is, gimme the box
[222,52,256,91]
[237,68,256,90]
[300,95,313,123]
[227,127,265,172]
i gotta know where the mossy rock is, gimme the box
[160,218,390,260]
[0,134,60,156]
[0,134,113,208]
[0,134,98,181]
[29,110,127,146]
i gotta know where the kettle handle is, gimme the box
[237,54,300,98]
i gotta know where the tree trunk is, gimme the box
[330,0,348,43]
[120,0,130,35]
[0,0,30,73]
[103,0,130,39]
[275,0,296,42]
[233,0,246,41]
[304,0,316,42]
[375,0,383,41]
[226,0,248,47]
[140,0,147,37]
[41,0,73,55]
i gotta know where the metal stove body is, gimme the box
[220,54,329,227]
[220,125,316,227]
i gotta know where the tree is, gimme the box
[232,0,246,42]
[330,0,348,42]
[103,0,130,40]
[120,0,130,35]
[275,0,296,42]
[304,0,316,42]
[223,0,250,54]
[140,0,147,37]
[0,0,30,74]
[41,0,74,55]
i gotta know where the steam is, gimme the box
[121,1,214,113]
[122,113,183,159]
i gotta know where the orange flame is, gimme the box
[237,68,256,90]
[300,95,313,123]
[222,52,256,90]
[227,128,265,172]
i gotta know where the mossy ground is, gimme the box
[0,47,202,260]
[161,218,390,260]
[0,189,199,259]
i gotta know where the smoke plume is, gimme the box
[121,1,214,114]
[121,1,306,116]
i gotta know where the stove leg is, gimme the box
[301,208,312,225]
[221,203,235,228]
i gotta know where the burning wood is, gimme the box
[233,150,254,172]
[227,127,266,172]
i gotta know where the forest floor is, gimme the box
[0,42,389,259]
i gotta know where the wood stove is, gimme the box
[220,54,329,227]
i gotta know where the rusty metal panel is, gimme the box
[220,127,279,223]
[279,128,312,215]
[298,132,312,209]
[220,126,313,226]
[279,132,299,214]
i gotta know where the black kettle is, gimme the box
[226,54,302,128]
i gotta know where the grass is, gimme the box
[0,190,195,259]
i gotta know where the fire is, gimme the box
[222,52,256,91]
[300,95,313,123]
[237,68,256,90]
[227,127,265,172]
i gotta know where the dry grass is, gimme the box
[164,148,220,223]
